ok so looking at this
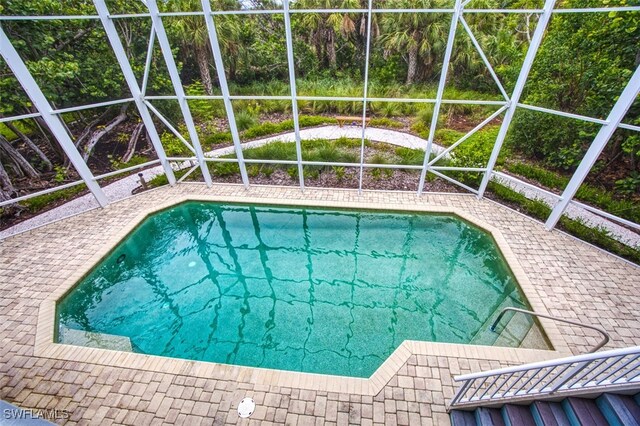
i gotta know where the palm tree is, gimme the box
[168,0,242,93]
[296,0,362,69]
[378,0,449,84]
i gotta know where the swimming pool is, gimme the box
[56,201,548,377]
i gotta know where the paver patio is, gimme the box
[1,184,638,425]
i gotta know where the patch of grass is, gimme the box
[488,182,640,264]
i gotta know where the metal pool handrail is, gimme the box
[490,307,610,353]
[449,346,640,409]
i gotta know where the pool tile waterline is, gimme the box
[57,202,545,377]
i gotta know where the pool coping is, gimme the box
[35,194,572,396]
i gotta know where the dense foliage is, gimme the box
[0,0,638,215]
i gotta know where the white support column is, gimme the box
[357,0,374,193]
[417,0,463,196]
[93,0,176,186]
[282,0,304,189]
[477,0,557,197]
[200,0,250,187]
[545,65,640,230]
[145,0,213,186]
[0,26,109,207]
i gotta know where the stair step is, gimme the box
[476,407,506,426]
[501,404,536,426]
[562,397,608,426]
[530,401,571,426]
[451,410,477,426]
[596,394,640,426]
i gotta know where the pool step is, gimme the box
[469,295,524,347]
[518,321,550,350]
[451,392,640,426]
[59,326,132,351]
[493,310,533,348]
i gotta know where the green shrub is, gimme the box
[435,129,465,147]
[22,185,86,213]
[210,162,240,177]
[395,147,424,165]
[160,131,191,156]
[370,117,403,128]
[203,132,232,146]
[243,122,281,139]
[235,111,258,131]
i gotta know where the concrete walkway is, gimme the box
[1,125,638,248]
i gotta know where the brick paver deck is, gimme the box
[1,184,638,425]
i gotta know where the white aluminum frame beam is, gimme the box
[93,0,177,186]
[0,26,109,207]
[283,0,305,189]
[200,0,250,187]
[358,0,374,193]
[145,0,213,187]
[417,0,464,195]
[545,65,640,230]
[477,0,558,198]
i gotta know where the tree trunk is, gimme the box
[327,30,337,69]
[3,121,53,171]
[82,105,129,161]
[406,45,418,85]
[121,122,144,164]
[0,136,40,179]
[27,106,66,162]
[0,160,15,202]
[195,44,214,96]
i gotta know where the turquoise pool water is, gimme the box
[57,202,542,377]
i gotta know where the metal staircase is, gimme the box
[449,346,640,425]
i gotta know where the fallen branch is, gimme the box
[82,104,129,161]
[121,122,144,164]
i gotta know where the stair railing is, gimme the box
[491,307,610,353]
[449,346,640,409]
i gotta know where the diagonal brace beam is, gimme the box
[93,0,177,186]
[145,0,213,186]
[545,65,640,230]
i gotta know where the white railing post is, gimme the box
[282,0,305,189]
[0,26,109,207]
[144,0,213,187]
[477,0,557,198]
[93,0,176,187]
[417,0,463,196]
[200,0,250,187]
[545,64,640,230]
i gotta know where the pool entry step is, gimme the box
[450,392,640,425]
[469,296,549,350]
[58,326,133,352]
